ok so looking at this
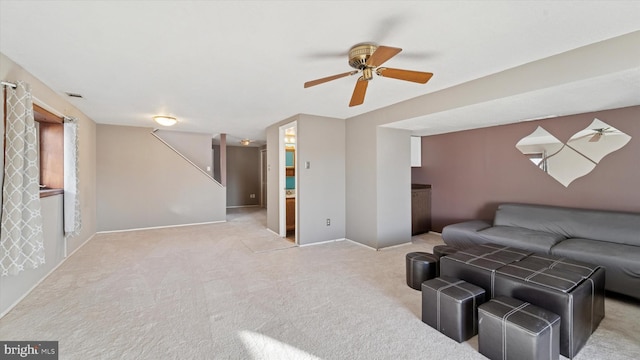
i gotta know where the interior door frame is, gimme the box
[260,149,267,208]
[278,121,297,242]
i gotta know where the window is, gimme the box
[33,104,64,197]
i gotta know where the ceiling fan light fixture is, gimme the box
[153,115,177,126]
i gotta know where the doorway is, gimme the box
[279,122,297,244]
[260,149,267,208]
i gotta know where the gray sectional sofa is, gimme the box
[442,203,640,300]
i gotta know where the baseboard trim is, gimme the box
[377,241,412,251]
[0,233,96,319]
[298,238,346,247]
[344,239,413,251]
[67,232,96,259]
[345,239,377,251]
[96,220,226,234]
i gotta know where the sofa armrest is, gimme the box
[442,220,492,249]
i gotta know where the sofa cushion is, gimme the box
[476,226,565,253]
[442,220,492,249]
[551,238,640,299]
[493,204,640,247]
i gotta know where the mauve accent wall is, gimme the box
[411,106,640,232]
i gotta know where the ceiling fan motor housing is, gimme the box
[348,43,378,69]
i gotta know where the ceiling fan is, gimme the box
[588,127,619,142]
[304,43,434,107]
[572,127,619,143]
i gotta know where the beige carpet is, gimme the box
[1,208,639,359]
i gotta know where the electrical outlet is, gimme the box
[326,218,331,226]
[250,194,255,198]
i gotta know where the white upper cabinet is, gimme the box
[411,136,422,167]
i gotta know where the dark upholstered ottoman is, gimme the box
[421,276,486,342]
[433,245,458,276]
[478,296,560,360]
[433,245,458,260]
[440,243,531,297]
[406,252,438,290]
[493,255,605,359]
[525,254,605,331]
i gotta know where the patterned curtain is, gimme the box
[64,117,81,238]
[0,81,45,276]
[0,88,4,222]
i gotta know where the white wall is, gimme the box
[155,129,214,177]
[265,111,413,250]
[1,52,97,316]
[345,116,378,248]
[345,113,413,249]
[96,124,225,231]
[376,127,412,248]
[266,114,347,245]
[0,196,64,316]
[297,114,346,245]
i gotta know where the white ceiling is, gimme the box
[1,1,639,145]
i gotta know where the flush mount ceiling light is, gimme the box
[153,115,177,126]
[240,139,251,146]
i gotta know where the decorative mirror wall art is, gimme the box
[516,119,631,187]
[566,118,632,162]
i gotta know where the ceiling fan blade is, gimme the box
[569,133,592,142]
[589,133,602,142]
[349,77,368,107]
[304,71,357,88]
[366,46,402,67]
[376,67,433,84]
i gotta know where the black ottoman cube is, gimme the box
[478,296,560,360]
[406,252,438,290]
[493,255,605,358]
[524,254,605,332]
[433,245,459,276]
[421,276,486,342]
[433,245,458,260]
[440,243,531,297]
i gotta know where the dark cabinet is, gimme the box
[411,184,431,235]
[286,197,295,231]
